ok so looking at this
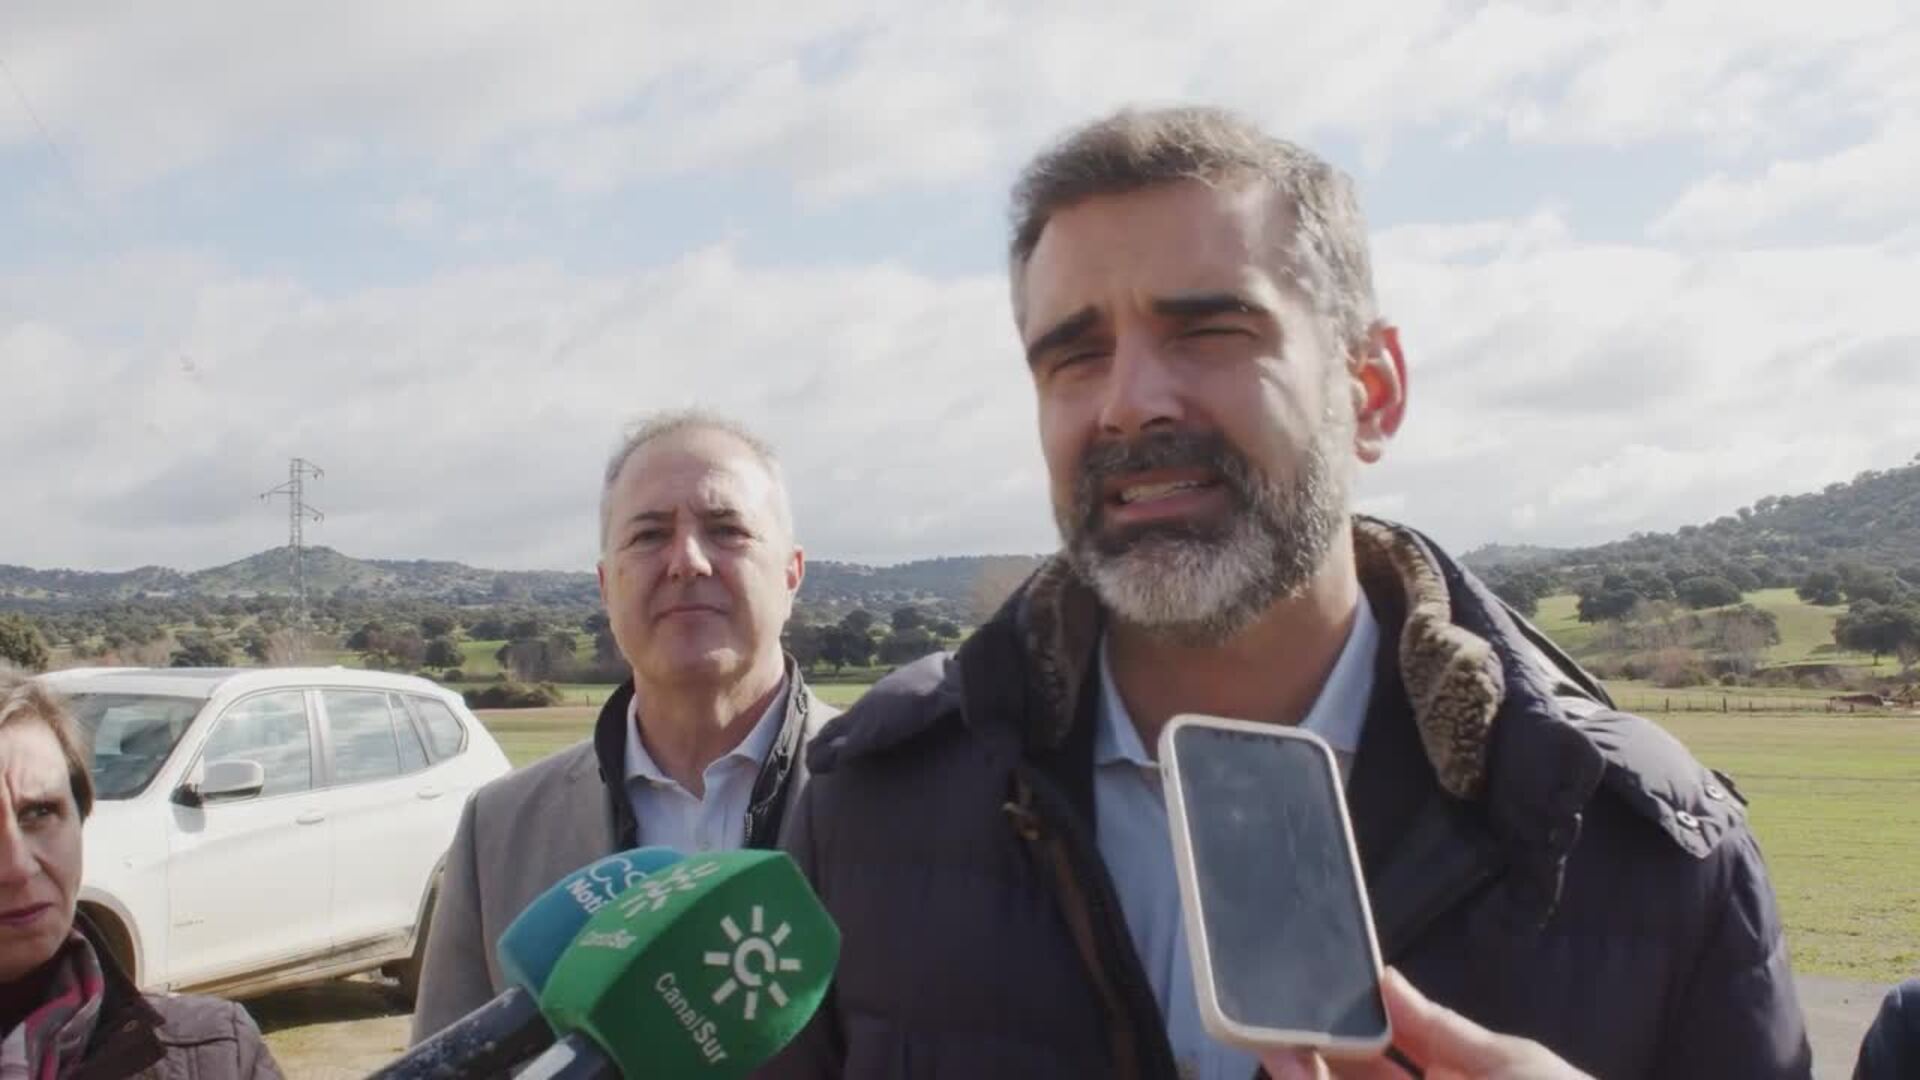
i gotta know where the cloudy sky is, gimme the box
[3,1,1916,573]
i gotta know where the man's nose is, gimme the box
[664,530,714,581]
[1097,335,1184,437]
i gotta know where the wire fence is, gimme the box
[1610,691,1919,715]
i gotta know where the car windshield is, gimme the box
[70,693,206,800]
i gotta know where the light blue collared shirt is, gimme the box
[623,679,785,854]
[1093,601,1379,1080]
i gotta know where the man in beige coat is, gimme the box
[410,411,836,1041]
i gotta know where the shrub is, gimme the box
[463,681,563,709]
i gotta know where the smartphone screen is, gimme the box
[1166,721,1387,1044]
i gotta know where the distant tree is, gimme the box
[1627,568,1675,603]
[547,630,579,657]
[929,619,962,640]
[1834,602,1920,670]
[1490,571,1550,618]
[879,627,941,666]
[1710,605,1781,677]
[424,638,463,670]
[783,622,824,670]
[889,606,928,633]
[420,613,457,639]
[839,609,877,637]
[238,624,273,664]
[0,615,50,672]
[821,625,875,671]
[509,617,544,641]
[1676,576,1742,610]
[1827,564,1904,607]
[470,615,511,641]
[1797,570,1844,606]
[345,621,385,652]
[497,638,573,682]
[170,632,234,668]
[1576,585,1641,623]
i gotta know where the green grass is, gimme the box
[457,639,506,676]
[475,706,600,765]
[813,683,872,708]
[1664,711,1920,982]
[476,681,875,766]
[1743,588,1861,666]
[1532,593,1597,653]
[467,678,1917,981]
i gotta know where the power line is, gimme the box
[0,43,95,225]
[260,459,325,631]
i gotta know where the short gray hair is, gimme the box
[598,410,793,551]
[1008,105,1378,347]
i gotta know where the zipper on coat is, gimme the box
[1004,766,1181,1080]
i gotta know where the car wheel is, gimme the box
[389,882,437,1006]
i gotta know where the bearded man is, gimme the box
[766,106,1810,1080]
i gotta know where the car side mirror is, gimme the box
[177,760,267,806]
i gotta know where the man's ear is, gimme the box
[1352,323,1408,463]
[787,546,806,596]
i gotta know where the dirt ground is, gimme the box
[249,973,1888,1078]
[248,976,411,1079]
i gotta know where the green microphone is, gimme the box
[521,849,839,1079]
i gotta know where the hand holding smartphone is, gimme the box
[1159,714,1391,1056]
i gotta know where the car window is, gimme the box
[411,697,468,760]
[390,693,429,774]
[323,690,404,785]
[200,691,313,798]
[71,693,205,800]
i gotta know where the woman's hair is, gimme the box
[0,669,94,820]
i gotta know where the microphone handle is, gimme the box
[370,986,550,1079]
[513,1033,611,1080]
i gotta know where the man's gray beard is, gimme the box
[1060,429,1349,647]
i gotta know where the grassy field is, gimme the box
[1664,711,1920,981]
[1533,588,1878,672]
[475,680,874,763]
[475,686,1920,983]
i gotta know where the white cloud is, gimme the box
[0,246,1043,571]
[1365,215,1920,553]
[8,214,1918,572]
[380,196,442,232]
[3,2,1910,200]
[1651,115,1920,241]
[3,1,1918,575]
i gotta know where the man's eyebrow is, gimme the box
[1023,306,1100,365]
[1151,292,1273,321]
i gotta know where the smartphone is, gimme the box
[1159,714,1390,1054]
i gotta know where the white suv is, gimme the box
[49,666,511,1001]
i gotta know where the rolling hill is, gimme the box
[1464,456,1920,583]
[0,546,1045,622]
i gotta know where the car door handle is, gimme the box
[295,810,326,825]
[416,787,444,801]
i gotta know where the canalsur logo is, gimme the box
[702,905,804,1021]
[619,860,721,917]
